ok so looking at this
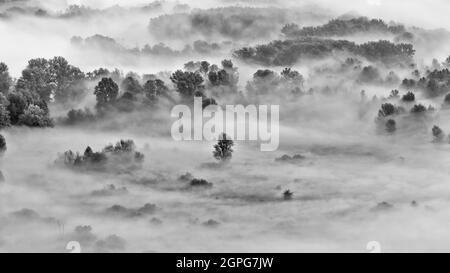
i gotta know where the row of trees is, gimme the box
[63,59,239,124]
[72,34,227,57]
[59,139,144,172]
[282,17,407,38]
[234,38,415,66]
[148,6,303,40]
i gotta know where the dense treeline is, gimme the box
[234,38,415,66]
[63,59,241,125]
[0,3,164,19]
[282,17,408,38]
[71,34,229,56]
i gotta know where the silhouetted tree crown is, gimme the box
[170,70,204,98]
[411,104,427,113]
[402,91,415,102]
[143,79,168,102]
[121,76,143,94]
[213,133,234,162]
[94,77,119,108]
[432,125,444,141]
[385,119,396,133]
[16,57,85,103]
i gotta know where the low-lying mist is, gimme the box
[2,0,450,253]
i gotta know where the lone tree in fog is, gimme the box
[0,134,6,154]
[213,133,234,162]
[94,77,119,109]
[432,125,445,142]
[385,119,396,133]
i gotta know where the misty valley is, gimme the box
[1,0,450,253]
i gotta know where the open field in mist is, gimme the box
[2,0,450,253]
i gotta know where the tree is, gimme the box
[0,134,5,154]
[0,62,12,94]
[16,57,85,103]
[358,66,381,83]
[402,91,415,102]
[208,69,230,86]
[49,56,86,104]
[18,104,53,127]
[385,71,400,85]
[444,93,450,104]
[94,78,119,108]
[16,58,53,101]
[221,59,233,69]
[199,61,210,74]
[411,104,427,113]
[402,78,416,89]
[121,76,143,94]
[65,108,95,124]
[281,67,304,85]
[143,79,168,102]
[213,133,234,162]
[443,55,450,68]
[378,103,396,118]
[432,125,444,141]
[389,89,399,98]
[170,70,204,98]
[87,68,110,80]
[283,190,293,200]
[6,90,49,125]
[385,119,396,133]
[0,104,11,128]
[6,92,28,124]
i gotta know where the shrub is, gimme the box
[283,190,293,200]
[189,178,213,188]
